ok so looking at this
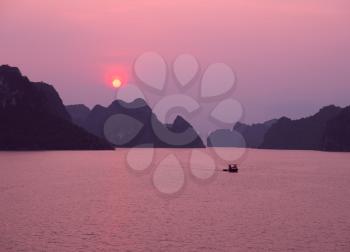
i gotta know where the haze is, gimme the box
[1,0,349,124]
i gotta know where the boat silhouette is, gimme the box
[223,164,238,173]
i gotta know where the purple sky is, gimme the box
[1,0,350,125]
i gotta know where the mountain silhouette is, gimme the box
[66,99,204,148]
[66,104,90,128]
[208,105,350,152]
[207,128,246,147]
[2,65,349,151]
[207,119,276,148]
[234,119,277,148]
[261,105,342,150]
[322,106,350,151]
[0,65,112,150]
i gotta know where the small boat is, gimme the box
[223,164,238,173]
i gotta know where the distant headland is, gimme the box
[0,65,203,150]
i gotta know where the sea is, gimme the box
[1,148,350,251]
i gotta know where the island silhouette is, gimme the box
[1,64,349,151]
[0,65,203,150]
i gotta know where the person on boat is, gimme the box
[228,164,238,172]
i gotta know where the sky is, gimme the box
[1,0,350,127]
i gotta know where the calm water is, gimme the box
[0,148,350,251]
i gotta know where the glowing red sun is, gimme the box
[104,64,129,89]
[112,79,122,88]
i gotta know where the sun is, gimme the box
[112,79,122,88]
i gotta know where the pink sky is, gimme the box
[1,0,349,124]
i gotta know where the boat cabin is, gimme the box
[228,164,238,173]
